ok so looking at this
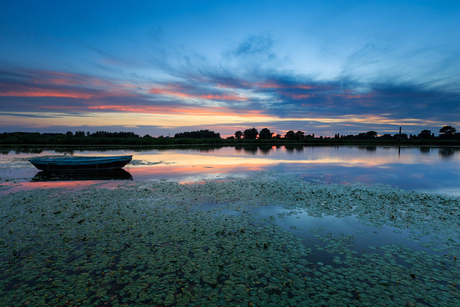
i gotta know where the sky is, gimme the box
[1,0,459,137]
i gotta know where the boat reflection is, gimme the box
[31,169,133,181]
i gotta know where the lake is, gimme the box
[1,145,460,196]
[1,145,460,306]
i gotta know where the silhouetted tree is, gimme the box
[243,128,258,139]
[66,131,73,137]
[439,126,456,138]
[418,130,432,139]
[295,131,304,139]
[259,128,273,139]
[235,131,243,139]
[366,131,377,138]
[285,130,295,139]
[75,131,86,137]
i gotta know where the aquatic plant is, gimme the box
[1,173,459,306]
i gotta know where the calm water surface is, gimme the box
[1,145,459,196]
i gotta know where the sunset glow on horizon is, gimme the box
[1,1,459,137]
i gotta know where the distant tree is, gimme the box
[285,130,295,139]
[90,131,140,138]
[235,131,243,139]
[66,131,73,137]
[243,128,258,139]
[381,134,392,139]
[143,134,152,138]
[75,131,86,137]
[439,126,456,138]
[259,128,273,139]
[90,131,104,138]
[174,129,220,139]
[418,130,432,139]
[366,131,378,138]
[295,131,304,139]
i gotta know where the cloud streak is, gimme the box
[148,84,248,101]
[1,61,459,137]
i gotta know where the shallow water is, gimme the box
[1,145,460,196]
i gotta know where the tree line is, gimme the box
[174,130,220,139]
[72,131,140,138]
[229,125,458,140]
[1,125,458,145]
[231,128,313,140]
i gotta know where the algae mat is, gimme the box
[1,172,460,306]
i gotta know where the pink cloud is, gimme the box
[1,70,140,99]
[86,104,266,117]
[0,84,96,99]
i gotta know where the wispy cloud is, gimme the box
[148,84,248,101]
[0,70,139,101]
[230,35,277,60]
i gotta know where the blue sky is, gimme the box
[1,0,459,137]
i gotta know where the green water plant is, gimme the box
[1,173,459,306]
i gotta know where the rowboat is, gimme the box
[29,155,132,171]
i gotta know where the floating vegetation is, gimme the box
[1,172,460,306]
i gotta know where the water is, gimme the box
[1,145,460,196]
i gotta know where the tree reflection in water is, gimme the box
[439,147,459,159]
